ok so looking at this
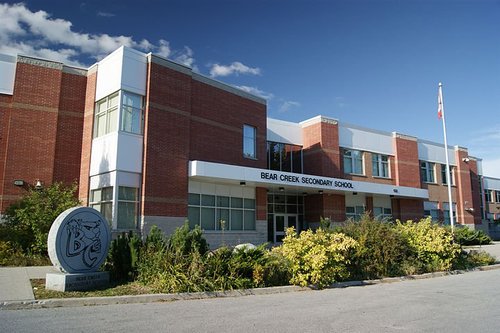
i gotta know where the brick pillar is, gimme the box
[301,117,340,177]
[305,193,345,224]
[255,187,267,220]
[78,69,97,205]
[455,147,479,225]
[392,133,420,188]
[366,196,374,218]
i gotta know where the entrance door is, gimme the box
[274,214,298,243]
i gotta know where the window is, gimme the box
[343,149,364,175]
[94,93,119,137]
[117,187,138,229]
[267,141,303,173]
[372,154,389,178]
[90,187,113,225]
[188,193,256,231]
[243,125,256,159]
[373,207,392,220]
[496,191,500,203]
[121,92,144,135]
[441,164,454,185]
[346,206,365,220]
[443,209,457,225]
[424,209,439,221]
[420,161,435,183]
[485,189,493,203]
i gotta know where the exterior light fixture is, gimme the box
[353,192,358,195]
[240,181,246,186]
[318,190,324,194]
[279,187,285,192]
[462,157,470,163]
[34,179,43,190]
[13,179,25,187]
[393,188,398,193]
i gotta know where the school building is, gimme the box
[1,47,499,245]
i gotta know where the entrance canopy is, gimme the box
[189,160,428,199]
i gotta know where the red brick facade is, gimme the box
[1,57,86,212]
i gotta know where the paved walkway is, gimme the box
[0,266,57,302]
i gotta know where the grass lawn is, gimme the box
[31,279,154,299]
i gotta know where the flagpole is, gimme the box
[438,82,455,232]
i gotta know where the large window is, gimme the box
[90,187,113,225]
[121,92,144,135]
[485,189,493,203]
[343,149,364,175]
[188,193,255,231]
[117,186,139,229]
[373,207,392,220]
[346,206,365,220]
[243,125,256,159]
[372,154,389,178]
[424,209,440,221]
[267,142,303,173]
[496,191,500,203]
[420,161,435,183]
[441,164,454,185]
[94,93,119,137]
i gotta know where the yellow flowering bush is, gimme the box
[274,227,358,289]
[396,217,460,272]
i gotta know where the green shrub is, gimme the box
[274,227,358,289]
[396,218,460,273]
[453,227,492,246]
[168,222,208,256]
[1,182,80,256]
[253,251,291,287]
[453,250,496,270]
[0,240,51,266]
[338,215,412,279]
[104,232,142,282]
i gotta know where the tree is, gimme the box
[2,182,80,255]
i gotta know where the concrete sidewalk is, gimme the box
[0,266,58,302]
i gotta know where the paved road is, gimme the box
[2,269,499,333]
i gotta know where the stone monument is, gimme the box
[46,207,111,291]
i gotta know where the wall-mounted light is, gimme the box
[465,207,475,213]
[318,190,324,195]
[34,179,43,190]
[13,179,25,187]
[462,157,470,163]
[240,181,246,186]
[279,187,285,192]
[353,192,358,195]
[393,188,399,193]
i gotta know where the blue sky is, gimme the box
[1,0,499,177]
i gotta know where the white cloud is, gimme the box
[209,62,261,78]
[97,11,115,17]
[235,86,274,100]
[0,3,196,68]
[279,101,300,113]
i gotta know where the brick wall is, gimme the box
[1,58,86,212]
[392,133,421,188]
[302,118,340,177]
[455,148,481,224]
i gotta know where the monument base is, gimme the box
[45,271,110,292]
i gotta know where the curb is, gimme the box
[2,263,500,311]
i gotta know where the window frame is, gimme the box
[116,186,139,230]
[343,149,364,175]
[120,91,144,135]
[440,164,454,185]
[420,161,436,183]
[94,92,119,138]
[243,124,257,159]
[496,191,500,203]
[372,153,390,178]
[89,187,113,225]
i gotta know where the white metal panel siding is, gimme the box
[339,125,393,155]
[483,177,500,190]
[95,48,123,101]
[267,118,303,145]
[417,141,456,164]
[116,132,143,173]
[120,48,147,96]
[90,133,119,176]
[0,54,16,95]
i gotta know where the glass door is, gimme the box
[274,214,297,243]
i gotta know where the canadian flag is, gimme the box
[438,83,444,120]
